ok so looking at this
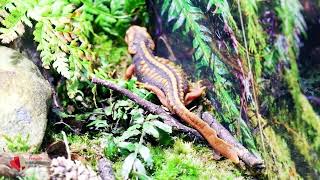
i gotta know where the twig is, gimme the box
[158,35,177,61]
[202,112,265,170]
[91,77,203,141]
[54,121,78,133]
[61,131,71,160]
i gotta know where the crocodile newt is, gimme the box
[124,26,239,163]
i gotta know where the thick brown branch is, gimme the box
[202,112,265,170]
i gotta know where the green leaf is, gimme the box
[104,106,113,116]
[138,145,153,166]
[172,13,185,31]
[145,114,158,121]
[151,120,172,134]
[104,139,118,159]
[130,108,145,124]
[121,153,135,179]
[87,119,108,129]
[117,142,136,152]
[143,122,159,139]
[133,159,146,175]
[117,124,141,142]
[115,100,132,108]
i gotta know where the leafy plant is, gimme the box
[103,110,172,179]
[0,0,148,98]
[87,80,172,178]
[54,76,172,178]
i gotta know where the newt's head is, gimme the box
[125,26,155,54]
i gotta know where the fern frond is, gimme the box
[34,20,71,78]
[0,0,35,43]
[276,0,306,56]
[162,0,218,73]
[206,0,238,32]
[162,0,240,117]
[239,0,267,54]
[53,53,71,79]
[162,0,257,151]
[32,0,98,79]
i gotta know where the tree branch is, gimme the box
[202,112,265,170]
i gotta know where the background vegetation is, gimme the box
[0,0,319,179]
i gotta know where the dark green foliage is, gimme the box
[101,93,172,178]
[161,0,257,153]
[79,0,148,37]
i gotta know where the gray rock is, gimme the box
[0,46,51,152]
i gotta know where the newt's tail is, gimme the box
[174,102,239,163]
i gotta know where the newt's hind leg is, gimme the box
[184,81,206,105]
[142,83,170,109]
[125,64,135,80]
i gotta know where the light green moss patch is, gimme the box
[257,126,302,179]
[151,139,246,180]
[113,139,248,179]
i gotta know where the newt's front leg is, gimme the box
[125,64,135,80]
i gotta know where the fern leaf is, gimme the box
[239,0,267,54]
[53,53,71,79]
[34,20,71,78]
[162,0,238,114]
[0,0,36,43]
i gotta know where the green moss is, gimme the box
[172,139,193,155]
[151,139,245,180]
[284,69,320,171]
[153,153,200,179]
[113,158,125,180]
[112,139,250,179]
[256,126,302,179]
